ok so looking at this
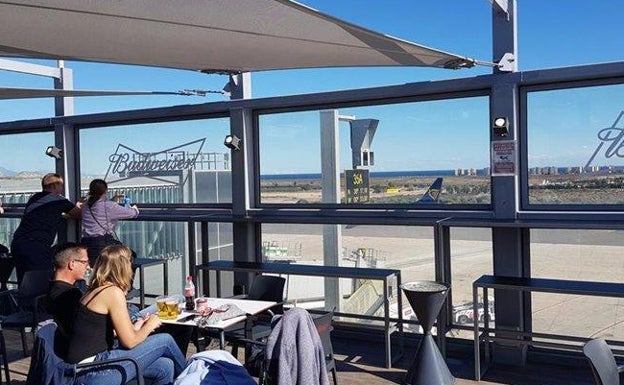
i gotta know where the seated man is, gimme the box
[45,242,90,357]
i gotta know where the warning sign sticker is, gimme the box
[491,140,516,176]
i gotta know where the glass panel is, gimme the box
[527,84,624,205]
[259,97,490,205]
[449,227,493,338]
[79,119,231,204]
[122,220,187,295]
[261,223,434,332]
[531,229,624,341]
[189,222,234,297]
[0,131,56,202]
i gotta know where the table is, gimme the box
[195,260,403,368]
[473,275,624,380]
[161,297,277,349]
[131,258,168,308]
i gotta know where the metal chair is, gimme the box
[0,269,53,356]
[26,322,144,385]
[312,311,338,385]
[239,308,336,384]
[198,275,286,354]
[583,338,624,385]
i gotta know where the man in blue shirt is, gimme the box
[11,173,82,284]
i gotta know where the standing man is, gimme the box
[11,173,82,284]
[45,242,90,356]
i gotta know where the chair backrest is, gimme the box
[312,311,335,359]
[17,269,53,311]
[19,270,53,299]
[583,338,620,385]
[248,275,285,313]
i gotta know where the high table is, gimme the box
[401,281,454,385]
[195,260,403,368]
[130,257,168,308]
[161,297,277,349]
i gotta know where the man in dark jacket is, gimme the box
[45,242,90,358]
[11,173,81,284]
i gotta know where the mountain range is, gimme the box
[0,166,45,178]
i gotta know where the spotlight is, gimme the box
[492,117,509,137]
[45,146,63,159]
[224,134,241,151]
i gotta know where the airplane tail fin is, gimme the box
[418,177,443,203]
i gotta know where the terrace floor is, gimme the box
[2,329,595,385]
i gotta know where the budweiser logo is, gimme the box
[586,111,624,168]
[105,138,206,179]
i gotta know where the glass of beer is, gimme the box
[156,296,169,319]
[165,297,180,319]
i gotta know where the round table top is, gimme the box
[400,280,449,293]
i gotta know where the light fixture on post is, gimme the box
[492,117,509,137]
[223,134,241,151]
[45,146,63,159]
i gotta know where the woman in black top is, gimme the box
[67,245,186,385]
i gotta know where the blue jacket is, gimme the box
[174,350,256,385]
[26,322,77,385]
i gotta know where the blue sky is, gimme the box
[2,1,624,174]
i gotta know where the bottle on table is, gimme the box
[184,275,196,311]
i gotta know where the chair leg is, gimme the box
[0,330,9,385]
[231,344,239,360]
[331,367,338,385]
[20,328,28,357]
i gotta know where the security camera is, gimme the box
[45,146,63,160]
[492,117,509,137]
[224,135,241,151]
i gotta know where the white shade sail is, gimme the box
[0,0,475,72]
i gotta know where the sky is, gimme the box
[2,1,624,175]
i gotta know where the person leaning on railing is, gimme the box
[66,245,186,385]
[11,173,82,285]
[81,179,139,265]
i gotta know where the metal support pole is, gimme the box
[229,73,256,295]
[53,61,78,242]
[320,110,342,311]
[489,0,527,367]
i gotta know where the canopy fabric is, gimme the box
[0,0,474,72]
[0,87,190,99]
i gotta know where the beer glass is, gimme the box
[156,296,169,319]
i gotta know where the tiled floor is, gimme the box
[2,328,596,385]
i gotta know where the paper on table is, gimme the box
[196,303,246,327]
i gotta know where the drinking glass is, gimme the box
[166,298,180,319]
[156,296,169,319]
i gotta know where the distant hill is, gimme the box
[17,171,45,178]
[0,167,46,178]
[0,166,16,177]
